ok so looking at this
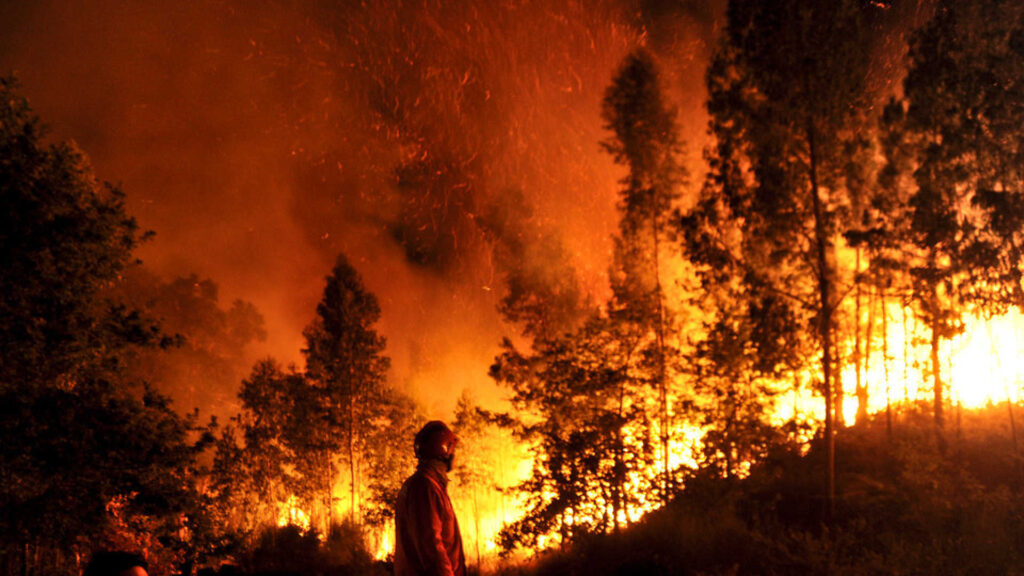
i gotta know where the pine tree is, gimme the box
[601,47,686,504]
[303,254,390,530]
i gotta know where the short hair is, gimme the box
[83,551,148,576]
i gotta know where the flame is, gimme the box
[839,308,1024,425]
[276,495,312,532]
[373,524,393,560]
[948,313,1023,407]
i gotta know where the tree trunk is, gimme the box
[854,248,865,423]
[613,377,626,532]
[807,122,835,522]
[858,280,875,425]
[651,196,671,505]
[882,290,893,442]
[473,486,481,568]
[349,393,358,525]
[930,312,944,430]
[902,296,910,405]
[834,336,845,428]
[326,445,334,536]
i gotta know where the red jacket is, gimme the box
[394,461,467,576]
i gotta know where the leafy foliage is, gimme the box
[0,77,206,576]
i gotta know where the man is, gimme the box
[394,420,467,576]
[82,551,148,576]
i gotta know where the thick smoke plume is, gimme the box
[0,0,722,416]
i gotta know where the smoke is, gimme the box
[0,0,724,416]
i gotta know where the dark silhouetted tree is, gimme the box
[0,77,205,576]
[886,0,1024,435]
[685,0,874,519]
[303,253,391,530]
[601,48,686,503]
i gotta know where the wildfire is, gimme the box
[373,525,393,560]
[261,307,1024,564]
[948,313,1024,408]
[837,308,1024,424]
[276,495,312,532]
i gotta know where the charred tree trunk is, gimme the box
[326,443,334,536]
[613,373,627,532]
[651,193,671,505]
[858,279,875,425]
[473,486,481,568]
[854,249,865,424]
[930,311,944,431]
[902,296,911,405]
[808,122,835,522]
[834,336,845,428]
[348,392,358,525]
[882,290,893,442]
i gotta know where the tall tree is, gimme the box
[303,253,390,530]
[0,77,204,576]
[0,76,151,390]
[601,48,686,504]
[891,0,1024,432]
[686,0,873,520]
[492,50,687,551]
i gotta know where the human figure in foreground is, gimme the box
[394,420,467,576]
[83,551,148,576]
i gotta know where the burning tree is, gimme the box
[683,0,874,519]
[601,48,688,503]
[492,49,687,550]
[878,0,1024,435]
[302,253,391,531]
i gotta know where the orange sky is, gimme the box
[1,0,926,418]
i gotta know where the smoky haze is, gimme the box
[0,0,722,417]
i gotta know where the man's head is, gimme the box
[83,551,148,576]
[414,420,458,471]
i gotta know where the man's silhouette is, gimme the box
[394,420,467,576]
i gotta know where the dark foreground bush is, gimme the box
[239,522,389,576]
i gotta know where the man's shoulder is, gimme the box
[404,467,444,493]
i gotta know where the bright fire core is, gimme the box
[837,309,1024,424]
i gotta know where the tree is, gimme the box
[360,387,419,530]
[886,0,1024,434]
[491,50,687,551]
[685,0,874,520]
[0,77,205,576]
[452,390,523,567]
[492,312,660,551]
[117,270,267,419]
[0,76,151,390]
[601,48,686,503]
[235,360,308,527]
[302,253,391,530]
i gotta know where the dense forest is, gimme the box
[4,0,1024,574]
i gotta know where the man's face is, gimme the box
[444,447,456,471]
